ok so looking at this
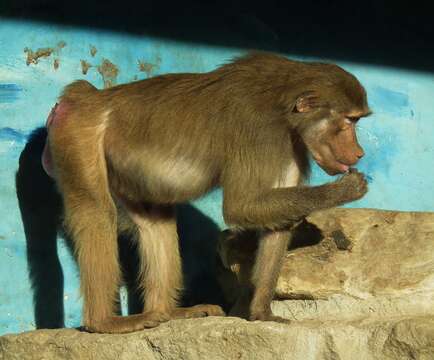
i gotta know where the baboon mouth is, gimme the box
[311,150,352,175]
[314,157,350,175]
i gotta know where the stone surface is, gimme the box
[219,209,434,321]
[277,208,434,301]
[2,316,434,360]
[2,209,434,359]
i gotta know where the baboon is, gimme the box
[44,52,370,333]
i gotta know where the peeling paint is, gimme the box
[80,60,92,75]
[90,45,97,57]
[53,59,60,70]
[24,41,66,66]
[97,59,119,88]
[24,47,54,65]
[138,56,161,77]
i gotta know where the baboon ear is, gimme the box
[294,91,321,113]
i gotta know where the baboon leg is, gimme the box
[249,230,291,322]
[48,110,127,333]
[129,205,225,321]
[129,205,182,314]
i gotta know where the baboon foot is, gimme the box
[170,304,226,319]
[83,311,171,334]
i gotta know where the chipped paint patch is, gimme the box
[97,59,119,88]
[138,56,161,77]
[90,45,98,57]
[24,41,66,66]
[24,47,54,65]
[53,59,60,70]
[0,84,23,103]
[80,60,92,75]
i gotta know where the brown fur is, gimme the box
[47,52,370,332]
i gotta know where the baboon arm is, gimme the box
[223,182,347,230]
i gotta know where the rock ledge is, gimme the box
[2,316,434,360]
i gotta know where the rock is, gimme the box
[1,316,434,360]
[277,209,434,301]
[218,209,434,321]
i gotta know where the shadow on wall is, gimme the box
[15,127,227,329]
[1,0,434,72]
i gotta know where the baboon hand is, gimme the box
[335,168,368,203]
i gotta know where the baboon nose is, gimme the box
[357,149,365,159]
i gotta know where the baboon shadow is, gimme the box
[16,127,226,329]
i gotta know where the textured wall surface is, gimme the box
[0,19,433,335]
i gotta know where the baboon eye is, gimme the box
[345,117,359,124]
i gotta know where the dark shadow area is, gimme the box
[177,204,227,308]
[219,219,323,259]
[1,0,433,71]
[16,127,65,328]
[15,127,226,328]
[290,219,323,250]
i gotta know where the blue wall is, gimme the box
[1,19,433,335]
